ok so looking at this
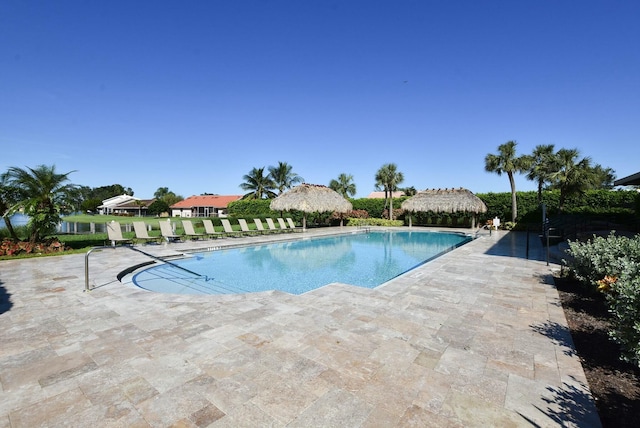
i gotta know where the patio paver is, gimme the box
[0,228,601,427]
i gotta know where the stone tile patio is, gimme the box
[0,228,601,427]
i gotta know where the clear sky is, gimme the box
[2,1,639,199]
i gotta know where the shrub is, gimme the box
[227,199,273,217]
[565,233,640,365]
[502,221,516,230]
[0,238,68,257]
[344,209,369,219]
[346,218,403,227]
[565,233,639,287]
[606,269,640,364]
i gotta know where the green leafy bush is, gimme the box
[227,199,273,217]
[346,218,403,227]
[0,238,67,257]
[565,233,640,365]
[565,233,639,286]
[606,269,640,364]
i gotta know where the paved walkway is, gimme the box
[0,228,601,427]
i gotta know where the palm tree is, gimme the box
[240,167,276,200]
[484,141,529,223]
[268,161,304,195]
[402,186,417,196]
[523,144,556,204]
[154,187,182,205]
[548,149,597,212]
[591,164,616,189]
[154,187,170,199]
[329,173,357,198]
[0,172,20,240]
[375,163,404,220]
[4,164,77,243]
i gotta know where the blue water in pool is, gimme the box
[132,230,472,295]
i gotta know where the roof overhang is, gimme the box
[614,172,640,186]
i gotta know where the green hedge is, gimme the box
[227,199,273,217]
[477,189,638,227]
[225,190,638,230]
[346,218,403,227]
[351,197,408,219]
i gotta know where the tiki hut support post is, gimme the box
[401,188,487,229]
[270,183,353,231]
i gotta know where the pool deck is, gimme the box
[0,227,601,427]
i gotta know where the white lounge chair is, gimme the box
[182,220,206,240]
[202,219,224,239]
[159,220,182,242]
[285,217,303,232]
[238,218,260,236]
[254,218,275,234]
[106,221,132,246]
[133,221,160,244]
[276,217,290,232]
[265,218,284,233]
[220,218,242,237]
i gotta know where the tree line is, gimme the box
[0,142,625,244]
[485,141,617,223]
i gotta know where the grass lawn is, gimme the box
[1,215,251,260]
[63,214,166,226]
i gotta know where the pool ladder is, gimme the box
[84,245,202,292]
[357,223,371,233]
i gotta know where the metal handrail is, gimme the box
[84,245,202,292]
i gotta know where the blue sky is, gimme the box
[2,1,639,199]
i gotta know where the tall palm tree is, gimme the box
[548,149,596,212]
[240,167,276,200]
[329,173,357,198]
[484,141,529,223]
[524,144,556,204]
[4,164,77,243]
[375,163,404,220]
[268,161,304,195]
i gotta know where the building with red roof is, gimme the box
[170,195,243,218]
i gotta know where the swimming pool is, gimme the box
[131,230,472,295]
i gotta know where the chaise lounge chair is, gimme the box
[159,220,182,242]
[277,218,296,233]
[202,219,224,239]
[265,218,285,233]
[106,221,132,246]
[133,221,161,244]
[182,220,206,240]
[254,219,275,234]
[285,217,303,232]
[220,218,242,237]
[238,218,260,236]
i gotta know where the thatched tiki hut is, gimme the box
[401,188,487,228]
[270,183,353,230]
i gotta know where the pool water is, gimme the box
[132,230,472,295]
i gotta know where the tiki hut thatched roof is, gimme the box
[270,184,353,230]
[270,183,353,213]
[401,188,487,214]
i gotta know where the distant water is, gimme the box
[0,214,105,234]
[0,213,29,228]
